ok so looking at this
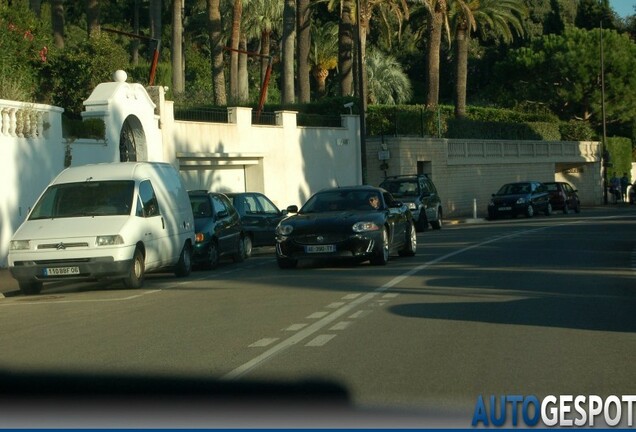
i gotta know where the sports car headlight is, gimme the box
[10,240,30,250]
[516,197,528,204]
[277,224,294,235]
[352,221,380,232]
[96,235,124,246]
[407,202,417,210]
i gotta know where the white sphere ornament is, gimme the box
[114,70,128,83]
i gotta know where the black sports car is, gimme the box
[487,181,552,220]
[275,186,417,268]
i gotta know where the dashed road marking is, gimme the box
[284,323,307,331]
[249,338,279,347]
[306,311,329,319]
[305,334,336,347]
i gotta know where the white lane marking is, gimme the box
[223,226,556,380]
[383,293,399,299]
[342,294,361,300]
[349,310,370,319]
[284,323,308,331]
[306,311,329,319]
[327,302,346,308]
[330,321,352,331]
[249,338,279,347]
[0,290,161,307]
[305,334,336,347]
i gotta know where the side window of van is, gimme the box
[139,180,160,217]
[211,195,229,219]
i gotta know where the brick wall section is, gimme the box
[366,137,602,218]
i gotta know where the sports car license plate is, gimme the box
[498,206,512,211]
[45,266,80,276]
[305,245,336,253]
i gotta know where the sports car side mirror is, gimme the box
[286,205,298,213]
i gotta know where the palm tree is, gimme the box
[281,0,296,103]
[86,0,100,37]
[172,0,185,95]
[208,0,227,105]
[449,0,526,117]
[297,0,312,103]
[309,21,338,97]
[414,0,451,109]
[51,0,65,48]
[229,0,243,104]
[366,48,412,104]
[242,0,283,104]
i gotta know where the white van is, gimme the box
[8,162,195,295]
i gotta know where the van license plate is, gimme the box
[306,245,336,253]
[45,266,80,276]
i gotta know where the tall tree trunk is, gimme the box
[149,0,162,61]
[51,0,65,49]
[454,25,468,118]
[238,34,249,103]
[426,1,444,109]
[30,0,41,17]
[281,0,296,104]
[358,0,370,105]
[132,0,140,65]
[208,0,227,105]
[172,0,185,94]
[312,67,328,97]
[86,0,100,37]
[339,0,354,97]
[230,0,242,104]
[296,0,311,103]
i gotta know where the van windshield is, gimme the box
[29,180,135,220]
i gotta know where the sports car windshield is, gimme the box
[29,180,135,219]
[301,190,381,213]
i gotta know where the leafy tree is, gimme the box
[489,26,636,133]
[0,3,51,100]
[41,33,130,115]
[449,0,526,118]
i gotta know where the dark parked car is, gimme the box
[275,186,416,269]
[487,181,552,220]
[225,192,287,257]
[629,182,636,205]
[544,181,581,214]
[188,190,246,269]
[379,174,443,231]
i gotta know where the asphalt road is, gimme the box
[0,205,635,428]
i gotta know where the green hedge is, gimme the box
[62,117,105,140]
[605,137,632,177]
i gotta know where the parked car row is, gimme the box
[6,160,584,295]
[487,180,581,220]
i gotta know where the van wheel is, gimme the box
[205,241,220,270]
[19,281,42,296]
[123,248,145,289]
[175,243,192,277]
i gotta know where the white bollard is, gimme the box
[473,198,477,219]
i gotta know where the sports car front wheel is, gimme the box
[370,227,389,265]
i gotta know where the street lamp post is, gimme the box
[600,21,608,205]
[356,0,367,184]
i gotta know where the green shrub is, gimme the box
[605,137,633,177]
[62,117,105,140]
